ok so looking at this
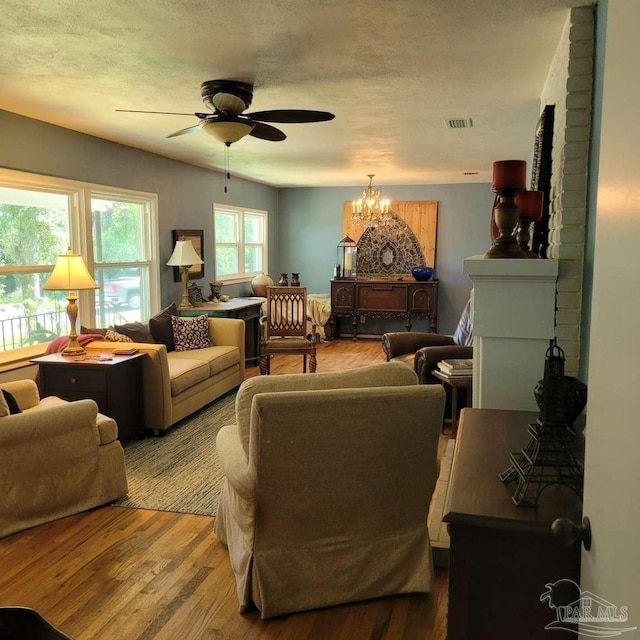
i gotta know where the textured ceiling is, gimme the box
[0,0,594,187]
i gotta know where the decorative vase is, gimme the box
[291,272,300,286]
[251,272,273,297]
[534,375,588,429]
[278,273,288,286]
[208,281,224,301]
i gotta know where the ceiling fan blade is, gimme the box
[249,122,287,142]
[166,123,204,138]
[244,109,335,124]
[116,109,201,116]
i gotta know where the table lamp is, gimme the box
[166,240,204,309]
[43,249,99,355]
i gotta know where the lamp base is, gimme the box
[61,335,86,356]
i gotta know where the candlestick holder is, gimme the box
[484,188,528,258]
[516,219,539,258]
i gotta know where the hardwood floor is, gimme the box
[0,338,450,640]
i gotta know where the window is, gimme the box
[214,204,268,283]
[0,169,159,352]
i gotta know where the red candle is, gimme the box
[516,190,544,219]
[492,160,527,191]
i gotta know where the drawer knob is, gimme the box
[551,517,591,551]
[70,377,77,384]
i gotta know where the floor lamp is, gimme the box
[43,249,99,355]
[166,240,204,309]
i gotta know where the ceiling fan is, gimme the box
[116,79,335,146]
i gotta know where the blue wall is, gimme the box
[1,108,494,334]
[278,183,493,334]
[0,109,280,307]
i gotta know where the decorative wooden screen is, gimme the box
[342,201,438,277]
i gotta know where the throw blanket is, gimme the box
[45,334,103,355]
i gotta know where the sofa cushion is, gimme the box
[167,358,210,396]
[114,321,155,343]
[171,315,212,351]
[148,303,179,352]
[170,345,240,377]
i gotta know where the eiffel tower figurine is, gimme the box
[499,338,584,507]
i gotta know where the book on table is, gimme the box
[437,358,473,376]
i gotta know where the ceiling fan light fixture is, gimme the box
[203,119,254,144]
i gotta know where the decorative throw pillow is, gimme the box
[171,315,211,352]
[80,326,108,336]
[104,328,134,343]
[113,321,155,343]
[1,389,22,414]
[148,303,179,352]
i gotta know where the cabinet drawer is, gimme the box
[42,367,107,393]
[357,284,407,311]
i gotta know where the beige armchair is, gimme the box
[0,380,128,538]
[214,362,445,619]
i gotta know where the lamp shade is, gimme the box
[43,250,99,291]
[203,119,254,145]
[166,240,204,267]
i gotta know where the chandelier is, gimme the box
[351,174,393,227]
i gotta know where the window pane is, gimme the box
[0,187,69,265]
[94,266,148,327]
[0,272,67,350]
[92,199,143,262]
[244,214,264,243]
[216,247,238,276]
[244,246,262,273]
[215,212,238,242]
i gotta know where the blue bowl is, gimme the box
[411,266,434,281]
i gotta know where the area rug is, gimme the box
[112,390,236,516]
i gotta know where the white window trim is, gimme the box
[0,168,160,361]
[213,203,268,284]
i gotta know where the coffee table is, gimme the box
[432,369,472,438]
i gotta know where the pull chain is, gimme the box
[224,142,231,193]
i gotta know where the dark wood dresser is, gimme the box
[329,278,437,340]
[443,408,583,640]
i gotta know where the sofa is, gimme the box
[86,316,245,435]
[0,380,128,538]
[214,361,445,618]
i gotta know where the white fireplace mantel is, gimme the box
[464,255,559,411]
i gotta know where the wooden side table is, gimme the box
[180,298,264,364]
[432,369,472,437]
[32,351,144,442]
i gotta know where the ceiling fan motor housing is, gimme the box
[201,80,253,113]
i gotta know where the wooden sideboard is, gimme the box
[444,408,583,640]
[329,278,437,340]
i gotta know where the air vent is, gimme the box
[445,117,473,129]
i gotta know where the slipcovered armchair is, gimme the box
[214,362,445,619]
[0,380,128,538]
[382,299,473,384]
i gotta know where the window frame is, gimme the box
[213,203,268,284]
[0,168,159,355]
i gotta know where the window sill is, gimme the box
[0,344,49,374]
